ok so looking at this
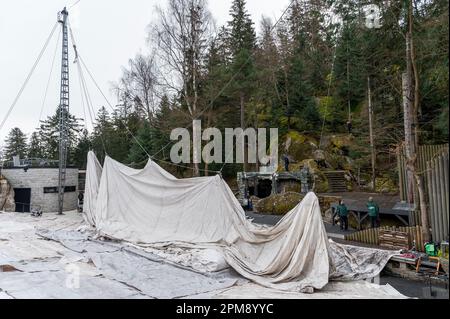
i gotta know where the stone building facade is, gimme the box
[0,168,78,213]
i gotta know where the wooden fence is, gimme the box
[426,149,449,243]
[345,226,425,252]
[397,144,448,203]
[397,144,449,240]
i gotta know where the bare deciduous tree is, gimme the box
[150,0,214,176]
[116,53,159,121]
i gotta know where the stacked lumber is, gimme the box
[379,229,410,250]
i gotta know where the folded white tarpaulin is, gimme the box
[83,151,102,226]
[83,151,394,292]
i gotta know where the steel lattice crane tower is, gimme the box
[57,8,69,215]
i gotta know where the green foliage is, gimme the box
[37,106,83,163]
[3,128,28,161]
[73,129,91,169]
[28,132,44,159]
[6,0,448,181]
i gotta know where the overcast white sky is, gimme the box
[0,0,291,145]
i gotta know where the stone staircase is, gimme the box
[323,171,348,193]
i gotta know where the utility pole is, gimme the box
[368,77,376,191]
[57,7,69,215]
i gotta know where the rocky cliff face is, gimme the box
[0,177,15,212]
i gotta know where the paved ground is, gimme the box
[246,210,449,299]
[380,275,449,299]
[1,211,410,299]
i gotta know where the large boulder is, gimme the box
[0,177,15,212]
[283,131,318,163]
[255,192,304,215]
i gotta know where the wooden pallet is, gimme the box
[379,229,410,250]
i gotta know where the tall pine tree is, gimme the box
[3,128,28,161]
[28,132,45,159]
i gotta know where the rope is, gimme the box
[0,22,59,133]
[76,60,108,154]
[79,56,151,158]
[318,43,338,150]
[66,1,295,175]
[68,0,82,10]
[37,28,62,127]
[78,57,219,174]
[77,68,88,131]
[150,0,297,162]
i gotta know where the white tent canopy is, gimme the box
[84,151,396,292]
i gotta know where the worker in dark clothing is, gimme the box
[336,200,349,231]
[367,197,380,228]
[346,119,352,134]
[78,192,84,212]
[283,154,290,172]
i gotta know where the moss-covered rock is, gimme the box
[280,182,301,193]
[313,170,329,193]
[0,177,15,212]
[299,159,319,171]
[329,134,353,150]
[283,131,318,163]
[375,176,399,194]
[255,192,304,215]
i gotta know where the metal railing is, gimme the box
[1,158,78,169]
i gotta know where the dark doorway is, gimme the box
[14,188,31,213]
[257,180,272,199]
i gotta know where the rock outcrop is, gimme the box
[0,176,15,212]
[255,192,304,215]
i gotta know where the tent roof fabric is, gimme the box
[84,152,396,292]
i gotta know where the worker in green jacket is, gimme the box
[336,200,349,231]
[367,197,380,228]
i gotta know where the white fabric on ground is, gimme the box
[214,282,407,299]
[83,152,397,293]
[83,151,103,226]
[87,153,330,291]
[0,212,407,299]
[329,240,400,281]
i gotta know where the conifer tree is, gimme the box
[3,128,28,161]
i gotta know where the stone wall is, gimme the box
[1,168,78,212]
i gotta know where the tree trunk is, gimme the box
[368,77,376,191]
[204,110,212,177]
[407,0,430,241]
[240,93,247,173]
[415,173,430,242]
[192,119,200,177]
[403,35,416,205]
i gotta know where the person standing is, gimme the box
[283,154,290,172]
[367,197,380,228]
[336,200,349,231]
[346,119,353,134]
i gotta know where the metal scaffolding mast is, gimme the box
[57,8,69,215]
